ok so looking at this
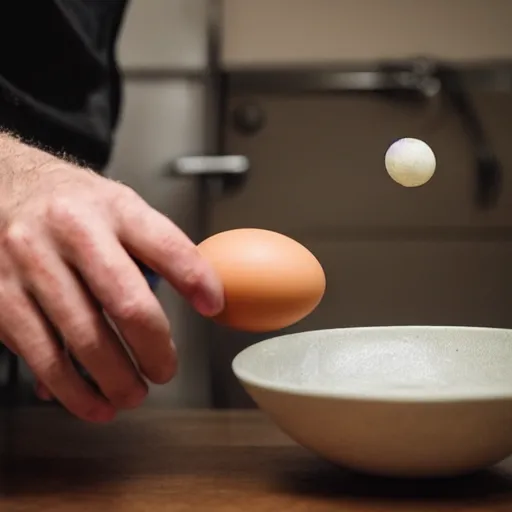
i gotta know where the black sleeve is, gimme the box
[0,0,128,171]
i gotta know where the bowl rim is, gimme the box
[231,325,512,403]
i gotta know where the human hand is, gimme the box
[0,134,224,422]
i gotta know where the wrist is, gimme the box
[0,131,70,175]
[0,132,77,212]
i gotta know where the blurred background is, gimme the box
[3,0,512,410]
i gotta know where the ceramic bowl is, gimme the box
[232,326,512,478]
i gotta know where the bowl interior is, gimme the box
[232,326,512,401]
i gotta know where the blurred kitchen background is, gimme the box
[3,0,512,409]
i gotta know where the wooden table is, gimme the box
[1,408,512,511]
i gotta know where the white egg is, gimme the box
[385,138,436,187]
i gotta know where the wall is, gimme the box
[222,0,512,66]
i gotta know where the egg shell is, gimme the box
[197,228,326,332]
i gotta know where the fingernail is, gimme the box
[192,287,224,317]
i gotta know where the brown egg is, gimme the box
[197,228,326,332]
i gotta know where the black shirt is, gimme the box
[0,0,129,171]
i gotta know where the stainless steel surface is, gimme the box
[173,155,249,175]
[171,154,249,201]
[122,69,206,81]
[225,61,512,94]
[121,61,512,93]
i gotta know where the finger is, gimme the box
[0,284,115,423]
[35,380,52,401]
[56,223,177,385]
[14,239,149,409]
[115,189,224,317]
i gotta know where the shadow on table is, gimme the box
[274,457,512,504]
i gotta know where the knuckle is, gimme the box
[47,196,81,226]
[33,352,67,386]
[108,183,146,224]
[46,198,96,244]
[66,320,102,356]
[112,297,156,325]
[46,197,97,249]
[4,222,34,254]
[180,264,207,296]
[159,231,194,259]
[161,242,209,297]
[158,233,181,254]
[118,183,139,200]
[112,182,140,207]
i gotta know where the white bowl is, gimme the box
[232,326,512,478]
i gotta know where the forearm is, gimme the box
[0,132,55,164]
[0,133,65,214]
[0,131,70,182]
[0,132,93,219]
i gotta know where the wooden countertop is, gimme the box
[1,408,512,511]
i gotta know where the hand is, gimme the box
[0,135,224,422]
